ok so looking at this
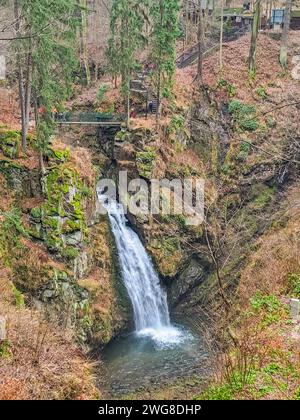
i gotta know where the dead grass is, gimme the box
[0,272,100,400]
[203,183,300,400]
[238,183,300,305]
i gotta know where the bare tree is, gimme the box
[13,0,29,151]
[80,0,91,86]
[219,0,224,70]
[280,0,292,69]
[197,0,205,84]
[248,0,261,75]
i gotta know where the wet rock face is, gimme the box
[189,95,230,164]
[0,160,42,197]
[168,257,211,309]
[0,130,20,159]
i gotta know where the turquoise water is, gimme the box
[102,323,211,397]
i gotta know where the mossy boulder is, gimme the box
[0,160,42,197]
[29,161,91,261]
[0,130,21,159]
[147,236,183,278]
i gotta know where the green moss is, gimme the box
[31,160,90,258]
[30,207,42,221]
[61,246,80,260]
[51,148,71,163]
[0,208,28,266]
[287,273,300,298]
[148,236,182,277]
[136,147,156,179]
[12,285,25,308]
[43,216,60,230]
[0,130,21,159]
[295,387,300,400]
[45,234,63,252]
[0,340,12,359]
[62,219,81,234]
[235,210,258,238]
[251,185,274,210]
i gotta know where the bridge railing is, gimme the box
[54,111,124,124]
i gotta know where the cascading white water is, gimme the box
[98,192,184,345]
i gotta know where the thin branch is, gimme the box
[260,101,300,116]
[241,139,300,165]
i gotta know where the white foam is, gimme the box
[136,326,189,347]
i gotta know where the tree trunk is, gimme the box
[24,46,32,137]
[14,0,27,152]
[156,68,161,124]
[156,0,164,124]
[248,0,261,74]
[197,1,204,85]
[80,0,91,86]
[219,0,224,71]
[279,0,292,69]
[204,0,210,32]
[33,95,46,177]
[184,0,188,49]
[126,89,130,127]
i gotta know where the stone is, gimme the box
[43,289,55,299]
[64,231,83,246]
[74,251,89,279]
[168,257,209,307]
[290,298,300,321]
[68,186,77,202]
[0,55,5,80]
[291,55,300,81]
[291,55,300,65]
[0,316,7,341]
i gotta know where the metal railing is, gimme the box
[54,112,124,126]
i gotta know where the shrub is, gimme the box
[237,141,251,161]
[229,100,258,132]
[96,83,109,103]
[217,79,236,97]
[287,273,300,298]
[250,293,286,326]
[256,86,268,100]
[136,147,156,179]
[240,118,259,132]
[12,285,25,308]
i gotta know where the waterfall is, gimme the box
[98,191,183,344]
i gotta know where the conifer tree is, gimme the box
[107,0,146,125]
[150,0,180,122]
[13,0,78,166]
